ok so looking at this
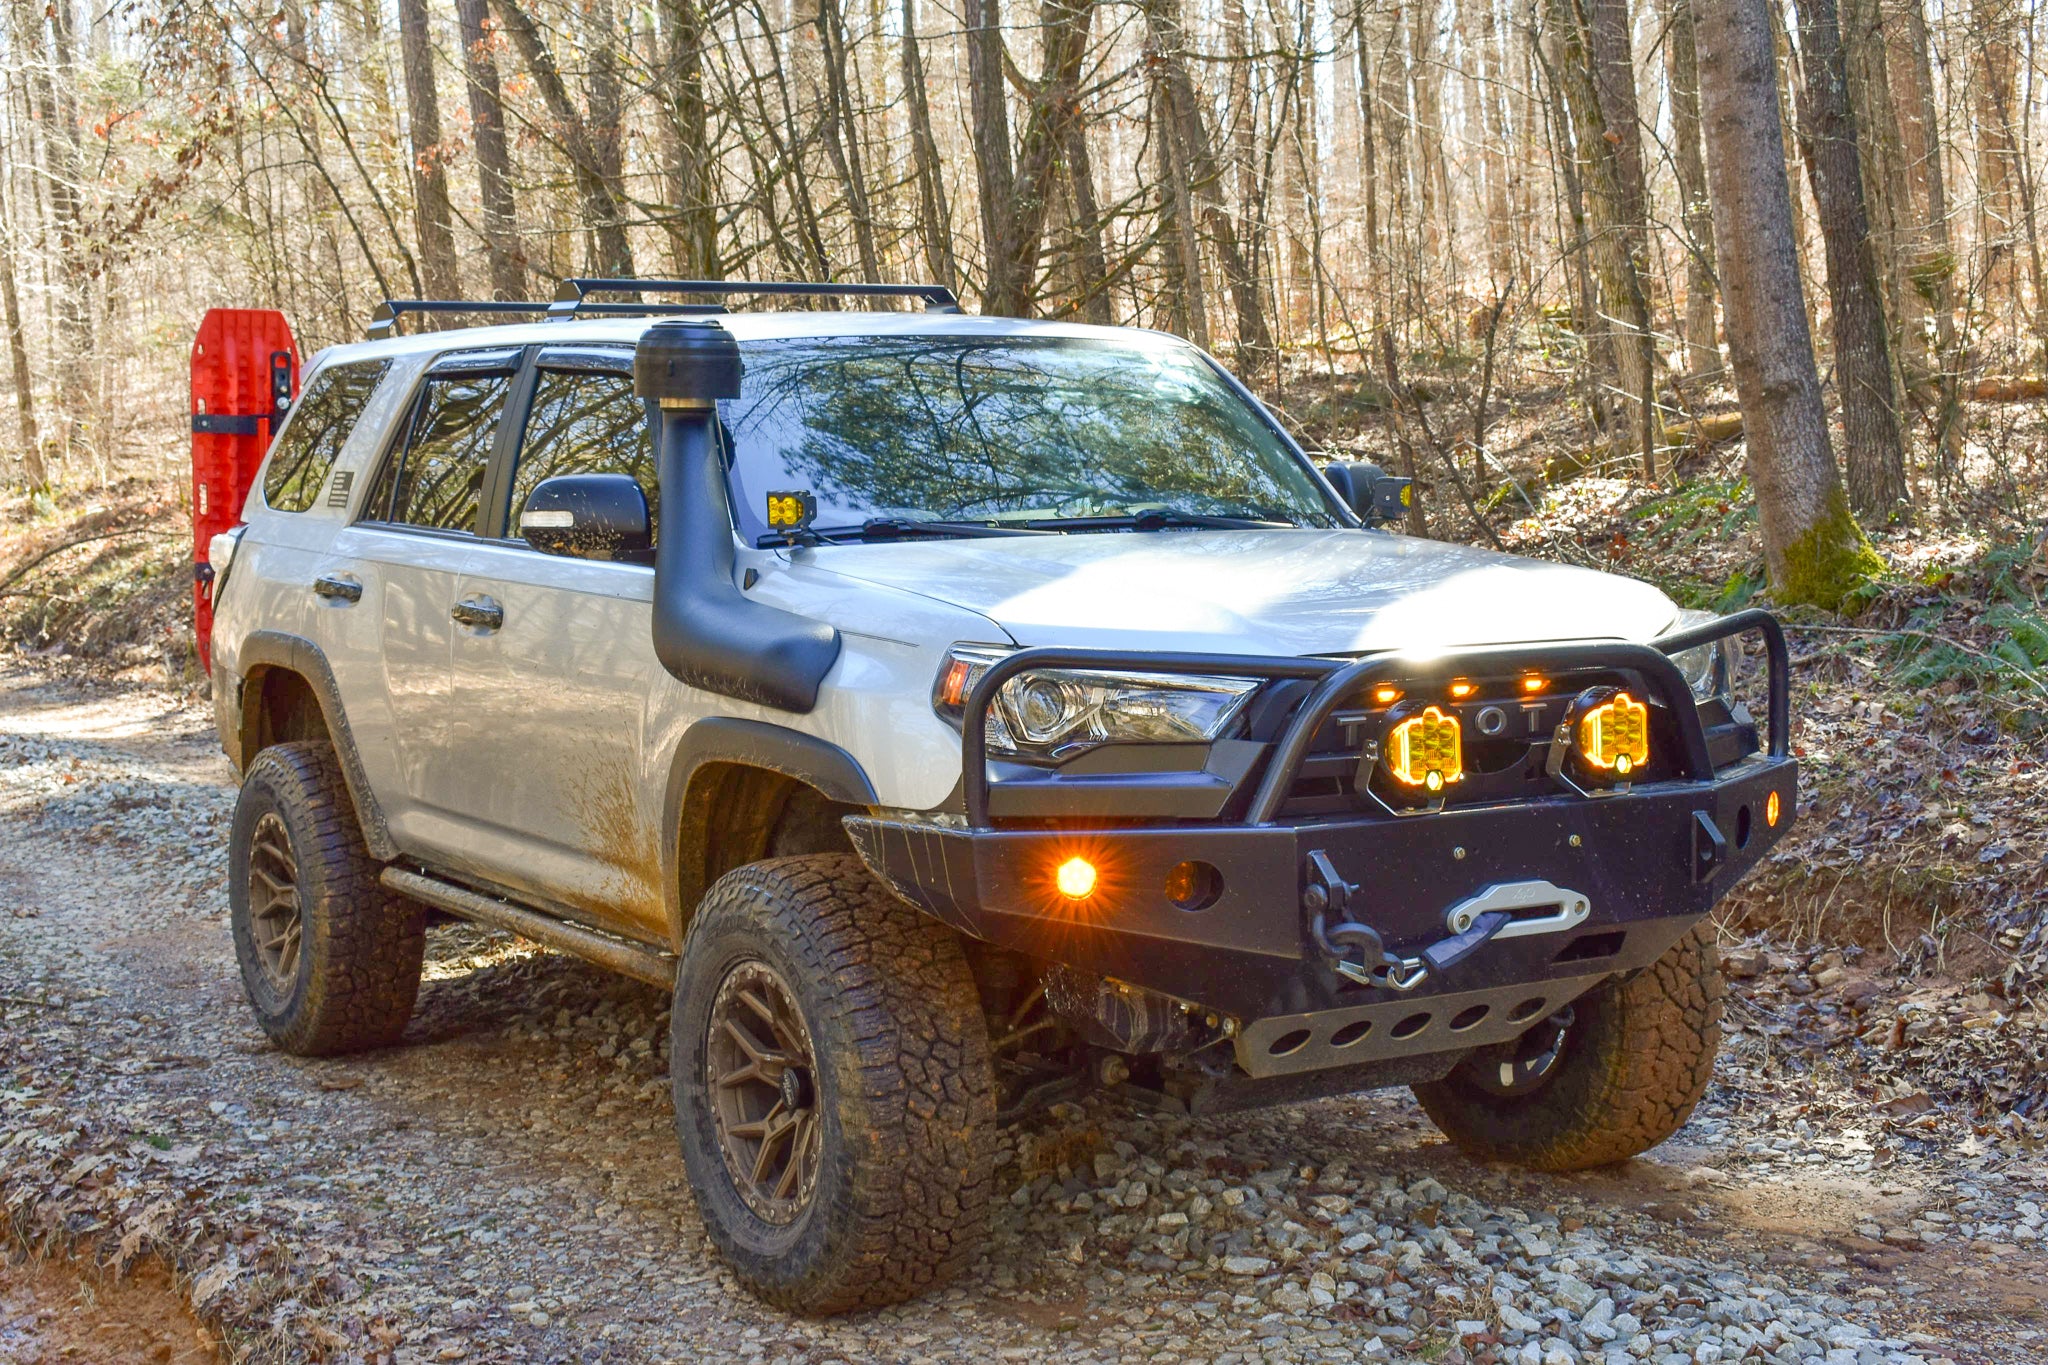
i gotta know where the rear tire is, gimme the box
[1413,922,1724,1170]
[672,854,995,1314]
[228,741,424,1056]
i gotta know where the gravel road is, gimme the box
[3,662,2046,1365]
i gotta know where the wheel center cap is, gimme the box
[780,1066,813,1111]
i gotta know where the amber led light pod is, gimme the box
[1576,690,1650,776]
[1384,705,1463,792]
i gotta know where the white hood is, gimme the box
[806,529,1680,657]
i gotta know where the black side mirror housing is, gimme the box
[518,473,653,562]
[1323,461,1414,527]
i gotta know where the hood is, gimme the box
[805,529,1680,656]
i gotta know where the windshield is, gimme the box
[718,335,1341,540]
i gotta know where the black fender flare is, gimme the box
[230,630,399,861]
[658,716,879,943]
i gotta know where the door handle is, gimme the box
[312,575,362,603]
[450,596,504,630]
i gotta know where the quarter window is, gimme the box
[260,360,390,513]
[509,369,658,545]
[367,364,513,532]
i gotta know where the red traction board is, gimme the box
[191,309,297,672]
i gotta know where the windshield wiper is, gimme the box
[1018,509,1302,532]
[755,518,1050,548]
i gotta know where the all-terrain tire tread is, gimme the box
[679,854,994,1314]
[1414,922,1724,1171]
[231,741,423,1056]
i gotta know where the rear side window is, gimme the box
[508,368,658,545]
[365,354,516,532]
[261,360,390,513]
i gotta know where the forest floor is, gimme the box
[2,374,2046,1362]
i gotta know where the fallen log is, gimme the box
[1970,376,2046,401]
[1478,412,1747,514]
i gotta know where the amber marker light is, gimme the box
[938,657,974,708]
[1384,706,1463,793]
[1448,678,1477,700]
[1767,790,1782,827]
[1371,684,1403,707]
[1521,674,1548,695]
[1055,856,1099,900]
[1576,691,1651,776]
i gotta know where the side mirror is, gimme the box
[518,473,652,562]
[1323,461,1413,527]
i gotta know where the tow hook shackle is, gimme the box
[1301,850,1514,991]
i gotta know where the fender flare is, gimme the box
[231,630,399,861]
[658,717,879,943]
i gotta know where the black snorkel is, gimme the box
[633,319,842,712]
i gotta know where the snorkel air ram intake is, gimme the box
[634,319,841,711]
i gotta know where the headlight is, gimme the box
[933,645,1260,761]
[1663,609,1729,702]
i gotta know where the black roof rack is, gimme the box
[366,299,553,341]
[547,278,964,318]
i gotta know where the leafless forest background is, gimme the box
[0,0,2044,515]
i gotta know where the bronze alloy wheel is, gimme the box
[246,811,305,994]
[706,959,822,1224]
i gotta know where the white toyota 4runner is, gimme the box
[207,281,1796,1314]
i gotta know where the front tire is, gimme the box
[1413,922,1725,1170]
[672,855,995,1314]
[228,741,424,1056]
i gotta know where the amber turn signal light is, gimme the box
[1576,691,1650,776]
[1055,856,1098,900]
[1384,706,1463,793]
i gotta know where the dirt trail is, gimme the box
[2,662,2046,1364]
[0,1249,222,1363]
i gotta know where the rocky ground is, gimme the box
[4,661,2048,1365]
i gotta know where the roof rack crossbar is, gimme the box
[367,299,552,341]
[548,278,963,316]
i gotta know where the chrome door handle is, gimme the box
[450,597,504,630]
[312,575,362,603]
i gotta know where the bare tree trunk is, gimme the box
[0,221,38,483]
[15,0,90,457]
[1063,122,1115,324]
[813,0,882,282]
[455,0,526,298]
[1793,0,1910,523]
[492,0,635,275]
[1545,0,1657,471]
[1972,0,2022,309]
[1469,0,1516,288]
[397,0,460,300]
[963,0,1022,312]
[1890,0,1962,464]
[1695,0,1882,608]
[1410,1,1452,268]
[1144,0,1273,375]
[1663,0,1721,377]
[1151,69,1207,345]
[1837,0,1916,378]
[655,0,720,278]
[900,0,958,290]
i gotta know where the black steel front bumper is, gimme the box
[846,612,1796,1078]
